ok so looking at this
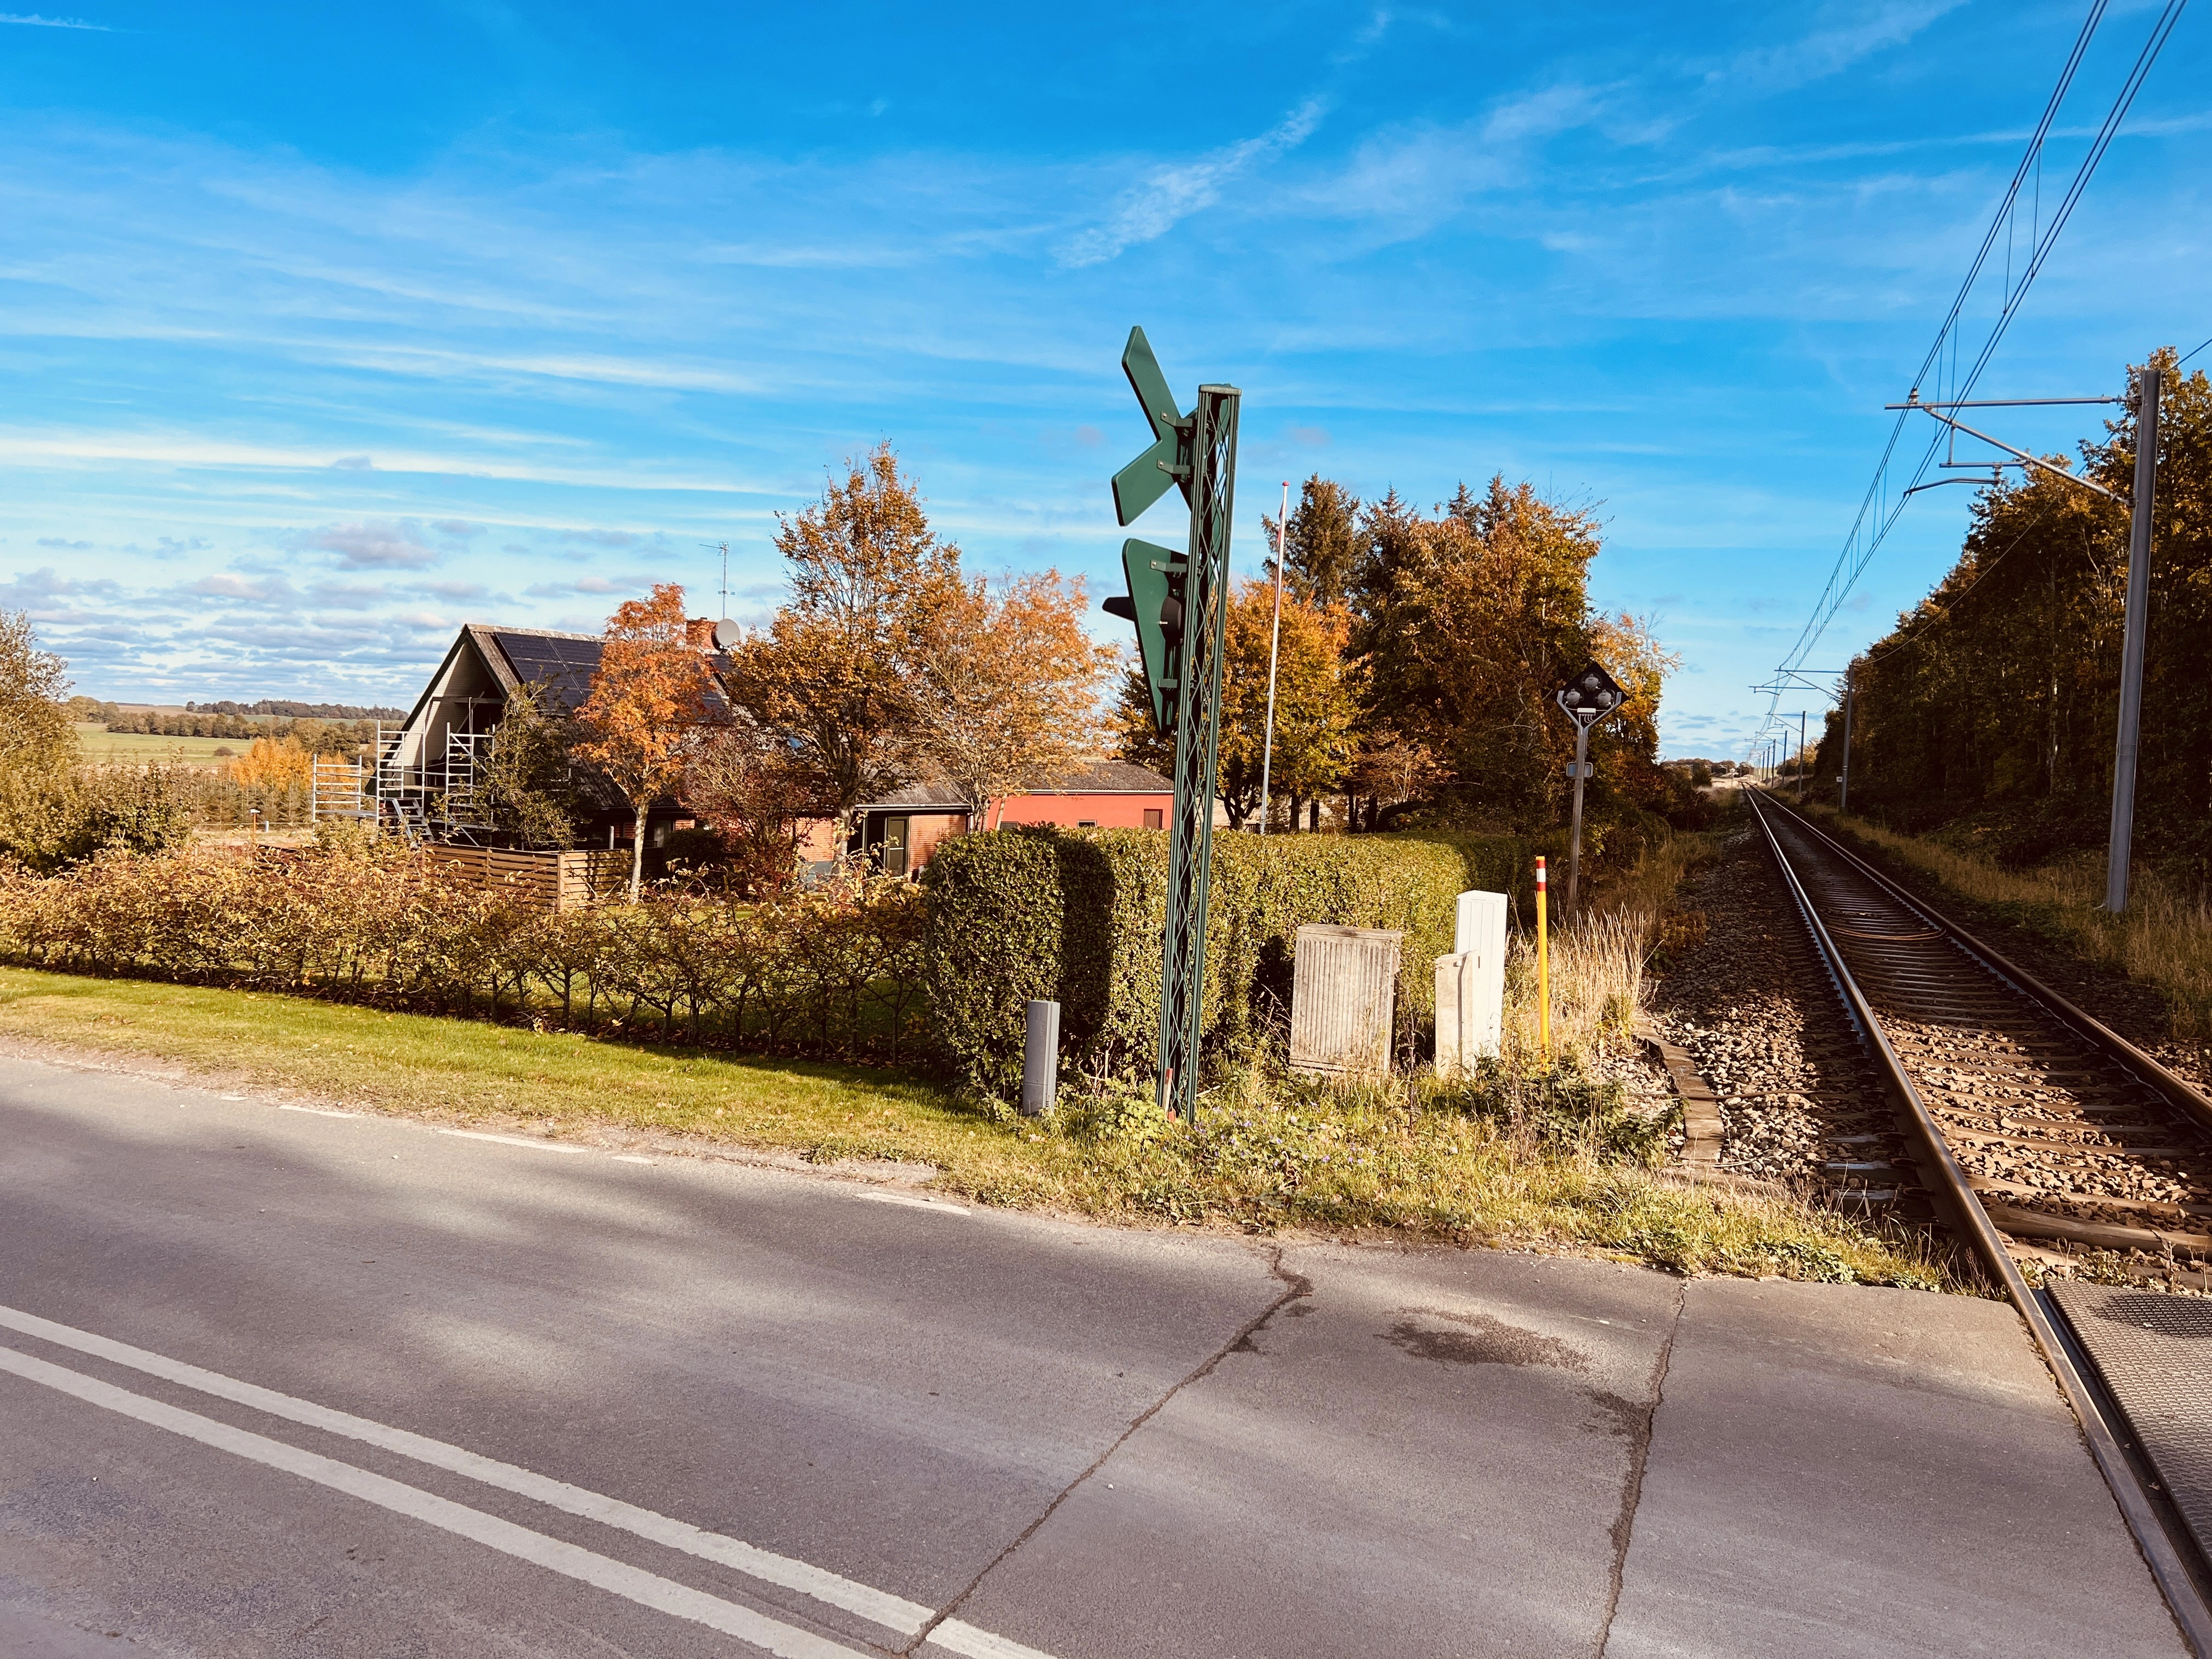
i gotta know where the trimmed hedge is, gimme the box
[920,827,1531,1092]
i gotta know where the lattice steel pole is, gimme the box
[1157,383,1240,1122]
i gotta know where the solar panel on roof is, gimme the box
[494,633,603,710]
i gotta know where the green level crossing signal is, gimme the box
[1110,328,1194,527]
[1101,539,1184,735]
[1099,324,1242,1126]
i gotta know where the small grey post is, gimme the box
[2106,365,2162,915]
[1566,720,1591,913]
[1020,999,1060,1116]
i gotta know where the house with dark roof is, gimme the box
[385,622,1173,873]
[831,758,1176,876]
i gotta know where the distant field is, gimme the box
[73,724,236,768]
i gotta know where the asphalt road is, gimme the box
[0,1052,2186,1657]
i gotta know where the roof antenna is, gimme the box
[701,540,730,619]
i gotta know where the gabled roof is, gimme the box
[398,624,737,732]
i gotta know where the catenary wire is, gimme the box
[1749,0,2188,758]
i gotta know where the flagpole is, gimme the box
[1258,481,1288,834]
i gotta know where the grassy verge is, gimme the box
[1798,801,2212,1042]
[0,963,1955,1289]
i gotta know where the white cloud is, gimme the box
[1057,99,1329,268]
[0,12,109,28]
[303,521,439,571]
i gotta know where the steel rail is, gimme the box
[1745,789,2212,1654]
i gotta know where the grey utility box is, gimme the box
[1436,889,1509,1078]
[1289,924,1404,1076]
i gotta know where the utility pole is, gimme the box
[1797,709,1808,802]
[1888,386,2155,907]
[2106,365,2162,913]
[1258,480,1288,835]
[1838,668,1855,815]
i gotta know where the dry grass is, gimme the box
[0,960,1956,1289]
[1803,802,2212,1041]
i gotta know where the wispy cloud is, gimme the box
[1057,99,1329,268]
[0,12,110,29]
[1717,1,1967,94]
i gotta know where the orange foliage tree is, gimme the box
[575,584,714,898]
[907,570,1115,826]
[227,735,313,789]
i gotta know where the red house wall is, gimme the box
[995,792,1169,830]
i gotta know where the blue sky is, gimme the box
[1,2,2204,754]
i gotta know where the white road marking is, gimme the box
[281,1105,358,1119]
[857,1191,969,1217]
[220,1095,246,1101]
[0,1343,863,1659]
[0,1302,939,1639]
[932,1618,1058,1658]
[438,1129,587,1154]
[612,1155,653,1165]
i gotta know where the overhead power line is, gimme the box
[1751,0,2189,754]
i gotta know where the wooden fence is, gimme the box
[421,846,630,911]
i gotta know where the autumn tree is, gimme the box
[227,735,313,789]
[682,729,820,896]
[1353,478,1611,830]
[575,583,714,898]
[0,609,74,794]
[907,569,1115,827]
[725,445,961,845]
[1110,579,1356,829]
[0,610,78,862]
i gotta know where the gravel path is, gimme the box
[1646,823,1889,1184]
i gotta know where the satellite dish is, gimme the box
[712,618,742,650]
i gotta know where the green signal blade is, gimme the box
[1122,326,1180,440]
[1121,537,1185,734]
[1112,430,1184,526]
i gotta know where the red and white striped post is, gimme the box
[1534,856,1550,1057]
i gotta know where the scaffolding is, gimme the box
[308,755,366,824]
[373,720,499,843]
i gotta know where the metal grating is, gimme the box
[1288,925,1402,1076]
[2051,1281,2212,1562]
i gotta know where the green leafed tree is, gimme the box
[480,680,589,850]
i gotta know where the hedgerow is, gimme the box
[919,826,1531,1093]
[0,828,925,1062]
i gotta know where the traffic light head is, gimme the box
[1556,662,1626,726]
[1107,538,1187,735]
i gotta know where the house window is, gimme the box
[881,816,911,878]
[1077,821,1097,828]
[1143,808,1163,830]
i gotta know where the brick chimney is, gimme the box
[685,617,716,650]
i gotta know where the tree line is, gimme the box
[1813,350,2211,880]
[1115,473,1688,837]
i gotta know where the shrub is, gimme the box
[919,826,1528,1093]
[0,835,926,1063]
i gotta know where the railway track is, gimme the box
[1747,790,2212,1650]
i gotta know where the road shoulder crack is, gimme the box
[1596,1278,1689,1657]
[904,1245,1312,1654]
